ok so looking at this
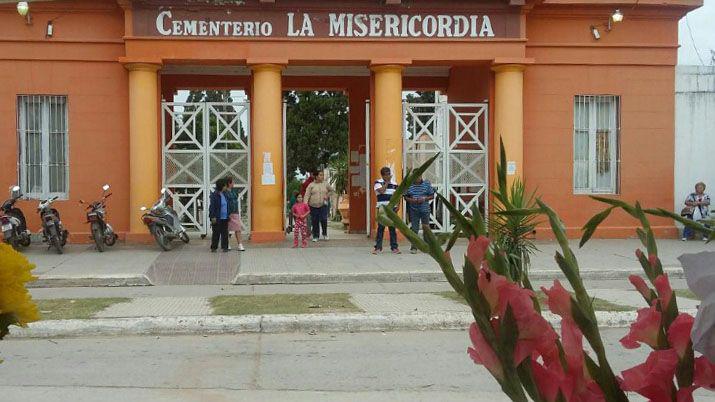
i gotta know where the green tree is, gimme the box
[284,91,348,180]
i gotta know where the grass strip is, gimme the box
[675,289,700,301]
[210,293,362,315]
[36,298,130,320]
[437,291,635,312]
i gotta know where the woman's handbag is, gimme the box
[681,206,694,216]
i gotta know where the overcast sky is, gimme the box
[679,0,715,65]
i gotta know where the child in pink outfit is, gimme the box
[291,194,310,248]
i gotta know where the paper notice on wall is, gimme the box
[262,174,276,185]
[262,152,275,185]
[507,161,517,176]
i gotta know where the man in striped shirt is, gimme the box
[373,166,401,254]
[405,174,435,253]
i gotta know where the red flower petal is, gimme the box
[695,356,715,390]
[466,235,490,272]
[620,349,679,402]
[619,306,661,349]
[467,322,504,381]
[668,313,695,358]
[541,280,572,319]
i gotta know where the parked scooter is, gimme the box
[1,185,32,249]
[140,188,189,251]
[38,196,69,254]
[79,184,118,252]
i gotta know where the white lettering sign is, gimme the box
[154,12,499,38]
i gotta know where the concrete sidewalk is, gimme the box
[20,237,713,287]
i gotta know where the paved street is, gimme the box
[1,329,714,401]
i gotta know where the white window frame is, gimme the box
[17,95,70,199]
[573,95,620,194]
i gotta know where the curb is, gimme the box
[28,275,152,288]
[8,309,697,339]
[233,267,684,285]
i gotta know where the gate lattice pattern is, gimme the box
[403,102,488,232]
[162,102,251,235]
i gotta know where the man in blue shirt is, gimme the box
[209,178,230,252]
[373,166,400,254]
[404,174,435,253]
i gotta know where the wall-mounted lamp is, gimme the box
[590,9,624,40]
[46,20,54,37]
[17,1,32,25]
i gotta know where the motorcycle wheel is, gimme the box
[180,232,190,244]
[48,228,63,255]
[20,235,31,247]
[91,223,105,252]
[151,226,171,251]
[104,233,118,247]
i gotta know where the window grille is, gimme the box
[17,95,69,199]
[573,95,620,194]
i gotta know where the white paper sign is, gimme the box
[261,174,276,185]
[507,161,517,176]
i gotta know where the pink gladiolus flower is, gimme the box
[541,280,573,319]
[620,306,661,349]
[628,275,652,302]
[512,311,558,365]
[467,322,504,381]
[695,356,715,390]
[668,313,695,358]
[654,274,673,310]
[532,359,565,402]
[466,235,490,271]
[478,268,508,315]
[620,349,679,402]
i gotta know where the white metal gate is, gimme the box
[161,102,251,235]
[403,102,489,232]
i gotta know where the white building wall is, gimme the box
[675,66,715,222]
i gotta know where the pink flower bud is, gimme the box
[629,275,652,302]
[466,235,490,272]
[541,280,572,319]
[654,274,673,311]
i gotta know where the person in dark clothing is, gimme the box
[209,178,230,252]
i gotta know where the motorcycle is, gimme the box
[140,188,189,251]
[79,184,118,252]
[1,185,32,249]
[38,195,69,254]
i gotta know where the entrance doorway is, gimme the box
[161,90,251,236]
[282,90,352,240]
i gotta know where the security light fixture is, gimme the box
[17,1,32,24]
[16,1,29,16]
[612,9,624,23]
[590,9,623,40]
[46,20,54,37]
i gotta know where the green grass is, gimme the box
[35,298,129,320]
[210,293,362,315]
[436,291,635,312]
[675,289,700,301]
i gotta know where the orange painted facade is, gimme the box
[0,0,700,242]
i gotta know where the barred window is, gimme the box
[17,95,69,199]
[573,95,620,194]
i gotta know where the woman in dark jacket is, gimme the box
[209,178,230,252]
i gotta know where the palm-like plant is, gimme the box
[489,142,539,284]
